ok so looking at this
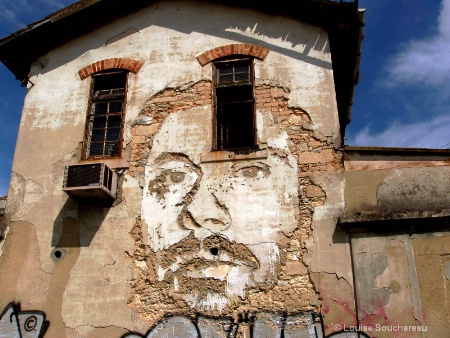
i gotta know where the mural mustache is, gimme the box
[157,232,260,279]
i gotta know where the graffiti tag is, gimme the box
[0,303,48,338]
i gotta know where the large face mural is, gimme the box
[141,107,299,314]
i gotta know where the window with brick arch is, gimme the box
[83,71,127,158]
[214,58,256,150]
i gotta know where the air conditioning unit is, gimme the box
[63,163,118,200]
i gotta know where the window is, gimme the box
[214,58,255,150]
[83,71,127,158]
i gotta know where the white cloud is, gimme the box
[386,0,450,86]
[348,114,450,149]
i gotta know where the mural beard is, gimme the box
[151,232,280,314]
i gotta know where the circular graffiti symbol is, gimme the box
[24,315,38,332]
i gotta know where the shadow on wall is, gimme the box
[332,224,351,245]
[31,1,331,79]
[51,196,110,247]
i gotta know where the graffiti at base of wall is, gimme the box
[123,313,369,338]
[0,303,368,338]
[124,312,323,338]
[0,303,48,338]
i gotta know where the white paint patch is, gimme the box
[202,293,229,313]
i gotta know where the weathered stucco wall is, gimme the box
[345,165,450,217]
[0,1,354,337]
[351,230,450,337]
[344,151,450,337]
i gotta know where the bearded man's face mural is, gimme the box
[141,107,299,314]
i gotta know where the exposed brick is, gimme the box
[196,44,270,65]
[214,47,224,58]
[86,65,94,76]
[113,58,119,69]
[134,124,161,136]
[135,60,144,72]
[129,59,138,72]
[132,135,146,144]
[196,54,208,66]
[78,58,144,78]
[78,68,86,79]
[224,44,232,56]
[259,48,269,59]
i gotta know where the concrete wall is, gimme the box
[0,1,355,337]
[350,229,450,338]
[343,149,450,337]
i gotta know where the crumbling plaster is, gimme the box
[349,230,450,337]
[345,166,450,216]
[2,1,352,336]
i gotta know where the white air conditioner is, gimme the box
[63,163,118,200]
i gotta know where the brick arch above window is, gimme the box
[78,58,144,79]
[196,44,270,66]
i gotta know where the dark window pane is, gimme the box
[219,102,254,149]
[216,85,252,104]
[85,71,127,158]
[218,73,234,86]
[91,129,105,142]
[93,116,106,128]
[94,72,127,91]
[214,59,254,150]
[216,61,251,86]
[109,102,123,113]
[105,142,120,156]
[234,65,248,74]
[89,143,104,156]
[94,102,108,115]
[111,88,125,96]
[218,64,233,75]
[108,115,122,128]
[234,70,250,83]
[106,128,120,141]
[94,88,125,99]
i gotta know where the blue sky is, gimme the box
[0,0,449,196]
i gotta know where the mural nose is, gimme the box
[187,182,231,233]
[200,214,229,232]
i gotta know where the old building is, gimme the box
[0,196,5,220]
[0,0,448,337]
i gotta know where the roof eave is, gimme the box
[0,0,363,131]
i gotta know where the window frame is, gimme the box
[212,57,256,151]
[82,70,128,159]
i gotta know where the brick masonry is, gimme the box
[196,44,270,65]
[78,58,144,79]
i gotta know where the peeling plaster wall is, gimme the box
[344,155,450,336]
[351,231,450,337]
[0,1,352,337]
[345,166,450,216]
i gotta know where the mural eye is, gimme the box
[240,167,260,178]
[235,163,270,179]
[170,171,185,183]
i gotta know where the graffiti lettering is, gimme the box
[0,303,48,338]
